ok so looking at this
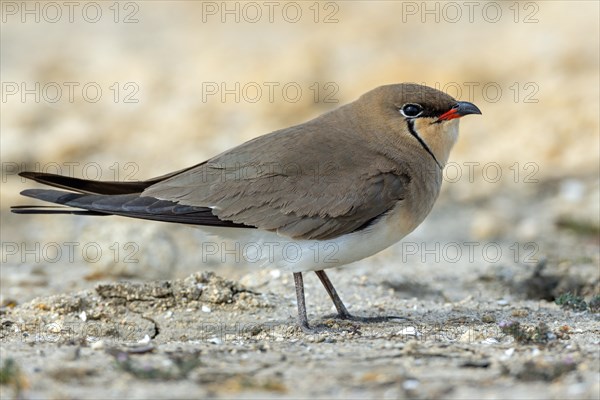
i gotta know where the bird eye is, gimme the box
[400,103,423,118]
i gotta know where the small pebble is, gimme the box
[91,340,105,350]
[397,327,420,337]
[511,309,528,317]
[208,337,222,345]
[402,379,420,390]
[560,179,585,202]
[138,335,151,345]
[481,314,496,323]
[269,270,281,279]
[481,338,499,345]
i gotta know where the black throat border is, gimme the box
[406,119,442,170]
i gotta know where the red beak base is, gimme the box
[438,108,461,121]
[438,101,482,122]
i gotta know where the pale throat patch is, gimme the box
[413,118,460,167]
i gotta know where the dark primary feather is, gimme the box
[13,167,250,227]
[14,189,247,228]
[11,204,106,216]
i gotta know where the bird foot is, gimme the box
[297,323,328,335]
[333,312,408,324]
[298,320,361,335]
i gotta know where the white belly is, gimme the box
[196,201,424,273]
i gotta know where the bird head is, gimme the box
[358,83,482,169]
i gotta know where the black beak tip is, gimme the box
[456,101,482,116]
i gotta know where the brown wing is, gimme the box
[143,118,410,240]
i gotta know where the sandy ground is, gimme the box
[2,178,599,399]
[1,1,599,399]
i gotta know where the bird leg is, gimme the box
[314,270,352,319]
[293,272,315,333]
[294,270,403,333]
[315,270,406,324]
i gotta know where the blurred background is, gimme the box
[1,1,598,302]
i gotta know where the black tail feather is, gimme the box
[17,162,205,195]
[18,171,153,195]
[13,163,252,228]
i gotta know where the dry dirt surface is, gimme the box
[1,1,599,399]
[1,181,599,399]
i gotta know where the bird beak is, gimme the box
[438,101,482,121]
